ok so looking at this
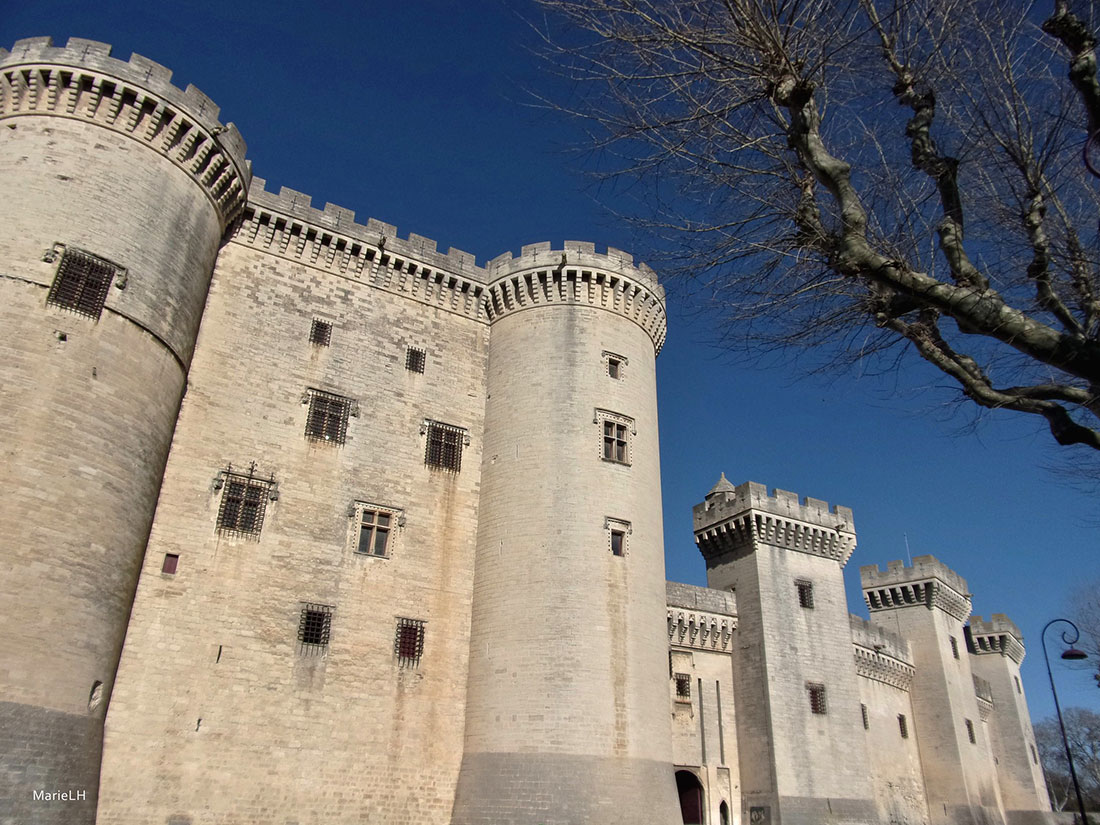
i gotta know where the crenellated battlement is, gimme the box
[692,477,856,567]
[0,37,249,228]
[233,180,489,322]
[483,241,667,353]
[850,614,915,691]
[860,555,972,622]
[968,614,1025,664]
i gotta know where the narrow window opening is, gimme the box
[674,673,692,701]
[796,580,814,609]
[309,319,332,346]
[610,529,625,556]
[162,553,179,574]
[950,636,960,659]
[395,618,425,667]
[1014,675,1022,694]
[297,603,333,655]
[898,714,909,738]
[965,719,976,744]
[405,346,426,373]
[861,703,869,730]
[807,683,827,714]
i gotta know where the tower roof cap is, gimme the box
[707,472,737,498]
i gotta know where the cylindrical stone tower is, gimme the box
[0,37,248,825]
[451,242,680,824]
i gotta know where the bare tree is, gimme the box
[1071,577,1100,686]
[534,0,1100,450]
[1036,707,1100,811]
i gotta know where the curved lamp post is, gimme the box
[1042,618,1090,825]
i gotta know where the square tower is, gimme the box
[861,557,1004,825]
[694,477,876,825]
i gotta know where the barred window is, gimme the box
[305,389,354,444]
[356,507,394,557]
[395,618,425,667]
[46,247,121,320]
[406,347,426,373]
[807,683,827,714]
[298,603,333,654]
[674,673,692,701]
[309,319,332,346]
[861,703,869,730]
[965,718,976,744]
[425,421,464,471]
[898,714,909,738]
[796,580,814,609]
[216,464,275,538]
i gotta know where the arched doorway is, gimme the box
[720,800,730,825]
[675,770,705,825]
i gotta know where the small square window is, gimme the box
[796,580,814,609]
[46,246,121,320]
[216,465,274,538]
[395,618,425,667]
[603,350,627,380]
[807,683,827,714]
[298,603,333,655]
[354,504,399,557]
[899,714,909,738]
[861,703,869,730]
[950,636,960,659]
[606,517,630,557]
[674,673,692,701]
[965,718,976,744]
[309,319,332,346]
[425,420,464,471]
[305,389,354,444]
[162,554,179,574]
[406,347,426,373]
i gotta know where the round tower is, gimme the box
[0,37,248,824]
[450,242,679,824]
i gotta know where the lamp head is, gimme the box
[1061,647,1088,661]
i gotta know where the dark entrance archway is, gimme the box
[720,800,730,825]
[675,770,705,825]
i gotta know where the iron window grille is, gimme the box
[305,389,356,444]
[45,245,124,320]
[861,704,869,730]
[298,603,333,655]
[807,683,827,715]
[898,714,909,738]
[395,617,425,667]
[674,673,692,701]
[965,719,976,744]
[424,420,465,471]
[796,580,815,609]
[215,463,276,538]
[309,319,332,346]
[406,347,426,373]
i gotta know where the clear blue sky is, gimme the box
[6,0,1097,720]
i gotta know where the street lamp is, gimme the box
[1042,618,1090,825]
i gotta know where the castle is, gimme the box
[0,36,1054,825]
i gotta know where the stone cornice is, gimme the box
[231,187,489,323]
[862,578,972,622]
[853,644,915,691]
[667,608,736,654]
[0,37,249,230]
[694,510,856,568]
[484,243,667,354]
